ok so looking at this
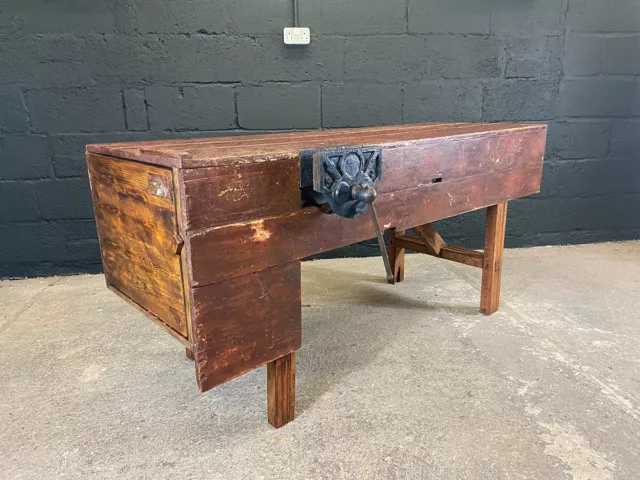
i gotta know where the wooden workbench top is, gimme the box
[86,123,545,169]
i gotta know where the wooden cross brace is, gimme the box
[387,202,508,315]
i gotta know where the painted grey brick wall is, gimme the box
[1,0,639,277]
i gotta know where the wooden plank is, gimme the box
[86,123,547,169]
[102,243,188,336]
[180,159,301,230]
[89,123,462,157]
[480,203,508,315]
[174,127,545,231]
[187,162,542,287]
[412,224,447,255]
[87,154,177,232]
[267,353,296,428]
[395,235,433,255]
[387,228,405,284]
[94,205,182,277]
[376,129,545,195]
[173,168,195,343]
[87,154,175,213]
[166,125,538,167]
[185,347,195,361]
[87,154,188,337]
[84,124,477,156]
[171,124,546,170]
[192,261,301,392]
[440,245,484,268]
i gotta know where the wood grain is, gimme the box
[387,228,405,284]
[180,159,301,230]
[480,203,508,315]
[412,224,447,256]
[88,154,177,231]
[267,353,296,428]
[440,245,484,268]
[186,162,542,287]
[87,153,188,337]
[174,127,545,232]
[172,168,195,343]
[192,261,301,392]
[375,128,545,195]
[394,235,434,255]
[87,123,547,169]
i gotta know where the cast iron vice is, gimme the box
[300,146,393,281]
[300,147,382,219]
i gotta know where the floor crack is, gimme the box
[0,278,62,336]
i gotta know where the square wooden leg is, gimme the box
[387,228,405,284]
[185,347,194,361]
[480,202,508,315]
[267,352,296,428]
[193,262,301,393]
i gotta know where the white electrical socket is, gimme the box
[284,27,310,45]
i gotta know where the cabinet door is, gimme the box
[87,154,188,338]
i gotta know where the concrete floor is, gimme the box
[1,242,640,480]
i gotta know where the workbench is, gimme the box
[86,123,547,428]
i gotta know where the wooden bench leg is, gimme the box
[480,202,508,315]
[387,228,405,284]
[267,352,296,428]
[185,347,194,361]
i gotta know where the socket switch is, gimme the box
[284,27,310,45]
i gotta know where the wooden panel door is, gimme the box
[87,154,188,338]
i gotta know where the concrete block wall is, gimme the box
[1,0,639,277]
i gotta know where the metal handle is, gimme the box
[369,204,394,283]
[351,183,377,204]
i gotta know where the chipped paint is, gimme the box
[218,187,238,197]
[251,220,272,242]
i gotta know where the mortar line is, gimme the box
[19,88,34,133]
[233,87,240,128]
[405,0,409,33]
[121,89,129,130]
[143,87,151,131]
[319,85,324,128]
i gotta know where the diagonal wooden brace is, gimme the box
[387,202,508,315]
[393,226,484,269]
